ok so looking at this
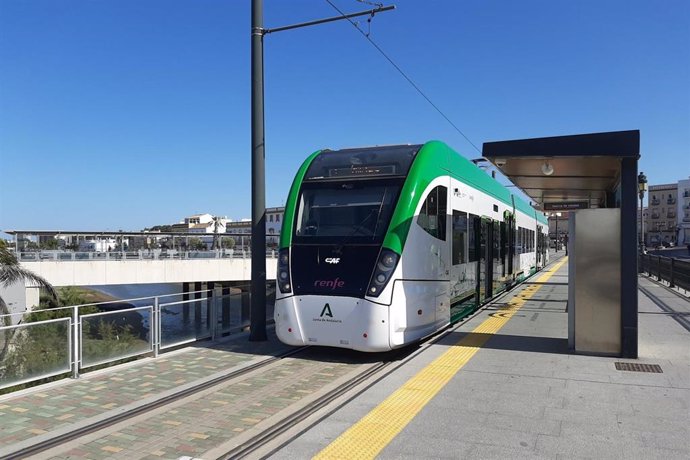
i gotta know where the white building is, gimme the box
[172,213,229,235]
[78,238,118,252]
[225,207,284,246]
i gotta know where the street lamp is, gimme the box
[638,171,647,252]
[552,212,561,251]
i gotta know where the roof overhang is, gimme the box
[482,130,640,211]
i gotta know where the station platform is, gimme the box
[275,255,690,459]
[1,252,689,459]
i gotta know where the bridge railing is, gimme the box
[640,253,690,291]
[0,287,268,392]
[17,249,278,262]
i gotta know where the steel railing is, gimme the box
[639,253,690,291]
[16,249,278,262]
[0,287,267,391]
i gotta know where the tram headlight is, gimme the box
[277,248,292,294]
[366,249,399,298]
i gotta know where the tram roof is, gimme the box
[482,130,640,211]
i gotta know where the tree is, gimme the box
[0,240,58,362]
[1,287,140,394]
[211,216,224,250]
[144,225,174,232]
[39,239,59,250]
[188,237,206,251]
[0,240,57,311]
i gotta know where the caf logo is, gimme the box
[320,303,333,318]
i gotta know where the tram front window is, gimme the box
[295,183,400,242]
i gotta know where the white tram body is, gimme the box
[275,142,548,352]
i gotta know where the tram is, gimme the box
[274,141,548,352]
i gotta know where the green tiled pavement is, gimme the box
[47,353,363,459]
[0,331,291,451]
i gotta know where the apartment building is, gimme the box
[225,207,284,246]
[646,183,677,246]
[678,177,690,245]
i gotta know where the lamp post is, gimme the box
[554,212,561,251]
[638,172,647,252]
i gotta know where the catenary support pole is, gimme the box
[247,1,394,341]
[250,0,267,341]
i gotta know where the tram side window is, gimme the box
[417,186,447,241]
[468,213,479,262]
[530,229,535,252]
[452,211,468,265]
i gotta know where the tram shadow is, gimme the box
[189,328,420,364]
[291,343,420,365]
[440,331,570,355]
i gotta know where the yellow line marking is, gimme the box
[314,258,568,460]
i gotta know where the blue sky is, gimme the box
[1,0,688,233]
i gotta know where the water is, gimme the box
[87,283,216,346]
[89,283,183,306]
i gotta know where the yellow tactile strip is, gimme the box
[314,258,568,460]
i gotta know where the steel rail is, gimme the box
[218,356,400,459]
[1,346,309,460]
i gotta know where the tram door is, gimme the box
[479,218,494,301]
[500,221,508,278]
[474,217,485,303]
[536,225,544,268]
[492,220,502,294]
[506,214,515,280]
[536,225,541,268]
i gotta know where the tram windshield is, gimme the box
[295,182,401,243]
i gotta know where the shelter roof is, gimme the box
[482,130,640,210]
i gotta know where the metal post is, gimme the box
[246,1,394,342]
[153,296,159,358]
[620,156,639,358]
[72,306,80,379]
[250,0,268,341]
[640,194,644,249]
[213,285,223,341]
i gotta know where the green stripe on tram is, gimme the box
[279,149,321,249]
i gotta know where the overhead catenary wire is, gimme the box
[325,0,482,155]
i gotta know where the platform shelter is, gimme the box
[483,130,640,358]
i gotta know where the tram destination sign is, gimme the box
[543,201,589,211]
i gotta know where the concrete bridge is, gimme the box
[7,250,277,312]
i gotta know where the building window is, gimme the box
[269,215,273,222]
[276,214,280,222]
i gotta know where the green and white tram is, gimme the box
[275,141,548,352]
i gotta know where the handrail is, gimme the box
[639,252,690,292]
[0,287,264,391]
[15,249,278,262]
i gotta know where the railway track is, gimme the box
[9,342,428,460]
[3,346,309,460]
